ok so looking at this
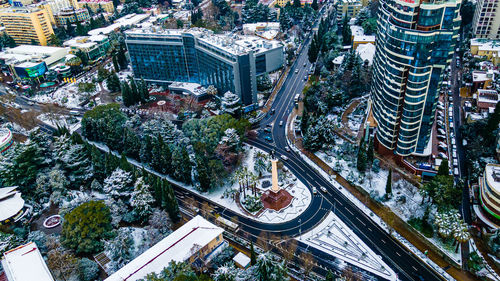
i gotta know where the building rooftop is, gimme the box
[486,164,500,195]
[125,27,283,56]
[0,6,42,14]
[353,35,375,43]
[232,252,251,268]
[356,43,375,65]
[169,82,207,97]
[350,25,364,37]
[477,89,499,104]
[473,70,494,82]
[105,215,223,281]
[471,38,500,52]
[63,35,107,48]
[88,13,150,36]
[0,186,24,222]
[0,128,11,147]
[1,242,54,281]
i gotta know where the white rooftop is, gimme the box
[353,35,375,43]
[477,89,499,104]
[356,43,375,65]
[471,38,500,52]
[105,215,223,281]
[1,242,54,281]
[486,164,500,195]
[6,45,66,56]
[169,82,207,97]
[350,25,364,37]
[0,186,24,222]
[88,13,150,36]
[126,27,283,56]
[232,252,250,268]
[0,127,12,147]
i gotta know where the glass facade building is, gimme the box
[125,28,284,106]
[371,0,461,156]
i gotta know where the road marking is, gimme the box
[334,198,343,206]
[356,217,366,226]
[367,228,372,232]
[345,208,353,215]
[396,252,401,257]
[412,266,418,271]
[381,239,386,244]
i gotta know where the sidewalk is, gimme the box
[287,103,479,281]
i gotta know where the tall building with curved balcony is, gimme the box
[371,0,461,156]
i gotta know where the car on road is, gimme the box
[271,109,275,115]
[285,146,291,152]
[312,186,317,194]
[266,124,273,127]
[279,121,284,126]
[27,101,35,106]
[449,96,453,102]
[303,62,307,67]
[281,155,288,161]
[454,168,459,176]
[264,136,272,142]
[304,75,308,81]
[295,69,299,74]
[438,152,447,159]
[320,186,327,193]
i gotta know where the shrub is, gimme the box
[61,201,113,254]
[78,258,100,281]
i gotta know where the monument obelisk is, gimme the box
[270,150,280,193]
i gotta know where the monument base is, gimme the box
[260,189,293,211]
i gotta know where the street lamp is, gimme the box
[299,218,302,239]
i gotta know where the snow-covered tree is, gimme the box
[53,135,93,186]
[221,91,241,116]
[104,227,134,272]
[212,263,238,281]
[220,128,240,150]
[140,117,186,145]
[207,85,218,96]
[103,168,133,198]
[254,252,289,281]
[130,177,155,221]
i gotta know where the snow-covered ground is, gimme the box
[37,113,81,133]
[31,83,89,108]
[314,137,461,264]
[299,211,397,280]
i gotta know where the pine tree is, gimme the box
[366,138,374,164]
[325,270,334,281]
[103,168,133,198]
[121,81,133,107]
[129,77,139,104]
[140,135,153,164]
[75,20,87,36]
[342,16,352,46]
[106,72,121,92]
[112,54,120,73]
[130,177,155,222]
[311,0,318,10]
[293,0,301,7]
[161,179,180,222]
[250,242,257,265]
[385,169,392,198]
[117,46,128,70]
[66,20,74,36]
[356,139,367,172]
[160,139,172,175]
[438,159,449,176]
[196,156,211,192]
[150,135,163,172]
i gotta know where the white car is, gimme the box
[281,155,288,161]
[320,186,327,193]
[312,186,317,194]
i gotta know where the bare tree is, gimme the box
[47,249,78,281]
[300,251,315,276]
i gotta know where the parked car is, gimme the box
[439,141,447,147]
[438,152,447,159]
[264,136,272,142]
[437,105,444,110]
[439,145,447,151]
[312,186,317,194]
[438,128,446,135]
[437,135,446,140]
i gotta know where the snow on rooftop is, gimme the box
[471,38,500,52]
[0,186,24,222]
[0,127,12,146]
[105,215,223,281]
[7,45,66,56]
[126,27,283,56]
[350,25,364,37]
[1,242,54,281]
[353,35,375,43]
[473,71,493,82]
[232,252,250,268]
[486,164,500,195]
[356,43,375,65]
[169,82,207,96]
[88,13,150,36]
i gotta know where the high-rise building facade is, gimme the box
[371,0,461,156]
[0,7,54,46]
[472,0,500,39]
[125,28,284,106]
